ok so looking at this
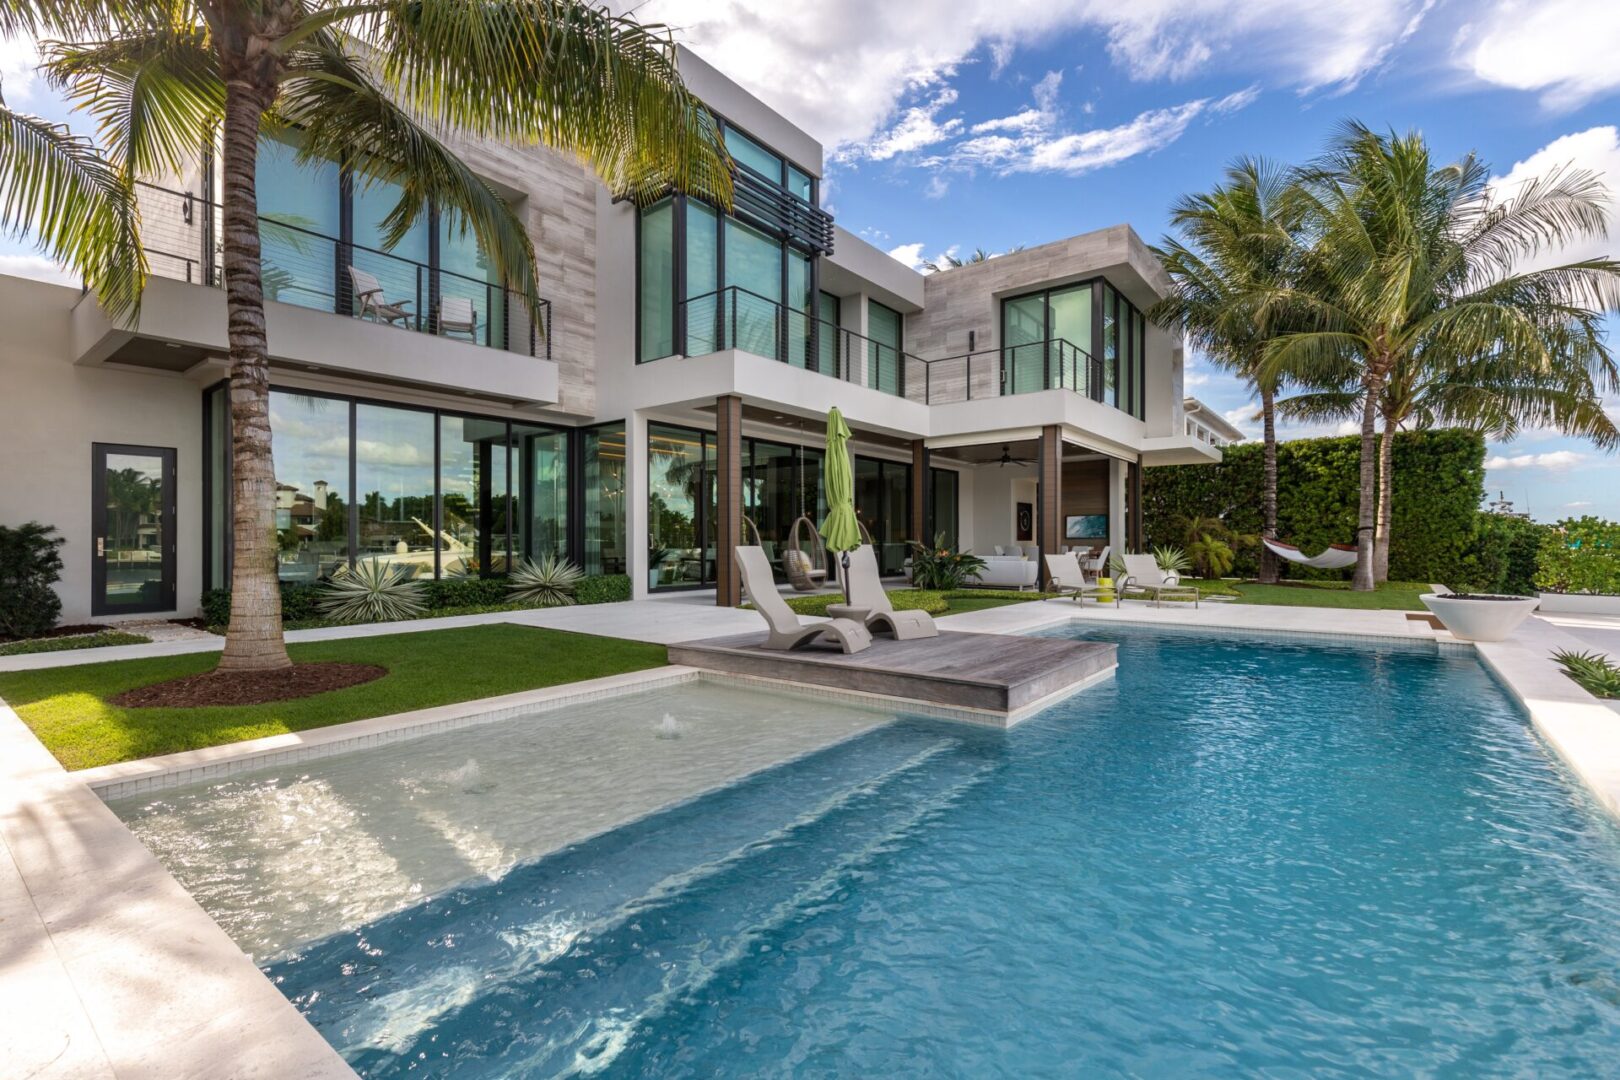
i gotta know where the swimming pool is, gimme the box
[118,628,1620,1076]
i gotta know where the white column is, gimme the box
[626,410,650,599]
[1109,457,1128,554]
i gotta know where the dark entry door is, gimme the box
[92,443,176,616]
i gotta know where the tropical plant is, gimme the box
[317,559,425,624]
[1534,516,1620,595]
[3,0,733,671]
[1151,545,1193,577]
[1551,650,1620,699]
[1177,515,1254,579]
[1261,122,1620,589]
[1152,157,1300,584]
[908,535,988,590]
[0,521,66,638]
[508,554,586,606]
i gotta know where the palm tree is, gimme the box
[4,0,732,669]
[1263,122,1620,590]
[1151,157,1299,583]
[923,244,1025,272]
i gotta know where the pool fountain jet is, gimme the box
[655,713,685,740]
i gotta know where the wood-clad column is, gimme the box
[1037,425,1063,587]
[910,440,929,546]
[714,394,744,607]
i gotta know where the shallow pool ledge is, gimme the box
[1475,617,1620,821]
[0,698,358,1079]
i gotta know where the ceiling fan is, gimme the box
[994,444,1035,468]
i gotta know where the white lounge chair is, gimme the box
[833,544,938,639]
[1043,553,1106,604]
[1116,553,1200,608]
[348,266,412,327]
[439,296,478,340]
[736,545,871,652]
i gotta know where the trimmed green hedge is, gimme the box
[1461,514,1550,596]
[201,573,632,627]
[1535,517,1620,595]
[1143,429,1486,584]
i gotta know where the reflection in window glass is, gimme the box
[724,218,782,359]
[256,133,340,311]
[868,301,903,396]
[1002,293,1046,395]
[787,251,812,368]
[438,415,508,576]
[929,467,960,549]
[584,423,626,576]
[855,456,912,575]
[355,403,434,577]
[513,423,567,563]
[639,198,675,361]
[817,291,841,375]
[724,126,782,182]
[352,176,430,326]
[1102,284,1118,407]
[648,423,704,588]
[438,209,502,348]
[269,391,351,583]
[787,165,812,203]
[685,201,720,354]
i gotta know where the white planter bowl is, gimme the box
[1537,592,1620,617]
[1421,593,1540,643]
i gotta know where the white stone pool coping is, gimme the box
[5,599,1620,1079]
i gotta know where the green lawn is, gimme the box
[0,625,667,771]
[782,588,1055,617]
[1186,578,1432,610]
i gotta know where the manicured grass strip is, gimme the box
[0,631,152,657]
[1187,579,1431,610]
[0,625,667,771]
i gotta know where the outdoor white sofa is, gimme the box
[973,555,1039,590]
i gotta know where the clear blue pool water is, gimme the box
[265,628,1620,1077]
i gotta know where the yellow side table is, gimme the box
[1096,576,1115,604]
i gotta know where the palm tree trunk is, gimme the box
[1351,374,1381,592]
[216,76,291,672]
[1373,420,1394,584]
[1258,382,1279,584]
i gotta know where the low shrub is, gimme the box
[1460,515,1550,595]
[576,574,631,605]
[0,630,151,656]
[0,521,66,639]
[1534,516,1620,595]
[909,534,988,590]
[421,577,510,608]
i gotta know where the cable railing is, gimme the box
[674,285,1104,407]
[133,181,551,359]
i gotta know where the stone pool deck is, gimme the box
[4,597,1620,1078]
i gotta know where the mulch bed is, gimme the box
[109,663,387,708]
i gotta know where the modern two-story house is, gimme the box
[0,47,1222,623]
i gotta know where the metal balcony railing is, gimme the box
[133,181,551,359]
[674,285,1106,408]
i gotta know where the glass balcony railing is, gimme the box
[674,285,1103,407]
[132,181,551,359]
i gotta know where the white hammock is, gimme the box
[1263,538,1359,570]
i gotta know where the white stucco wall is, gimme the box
[0,276,205,623]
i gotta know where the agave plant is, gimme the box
[509,554,586,607]
[1552,650,1620,699]
[1152,545,1194,577]
[317,560,425,624]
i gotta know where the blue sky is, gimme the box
[5,1,1620,520]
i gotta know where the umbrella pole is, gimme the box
[841,551,851,605]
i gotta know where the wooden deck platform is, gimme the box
[668,630,1116,724]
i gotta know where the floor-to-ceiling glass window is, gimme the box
[354,403,435,576]
[437,415,509,575]
[868,301,903,395]
[269,391,351,583]
[648,423,704,588]
[583,423,626,576]
[512,422,568,564]
[439,209,504,349]
[685,201,721,355]
[854,456,912,575]
[725,217,782,358]
[787,250,812,368]
[639,198,676,362]
[1001,293,1046,395]
[817,291,841,375]
[928,467,960,549]
[1102,283,1119,408]
[353,176,431,326]
[1001,280,1140,408]
[1050,284,1093,393]
[256,133,341,311]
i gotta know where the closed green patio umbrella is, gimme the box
[820,407,861,603]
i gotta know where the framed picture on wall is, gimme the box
[1066,514,1108,539]
[1016,502,1034,542]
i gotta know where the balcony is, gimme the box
[71,183,559,404]
[673,285,1106,407]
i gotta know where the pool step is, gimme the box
[272,722,987,1075]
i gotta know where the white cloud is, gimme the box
[847,88,962,163]
[629,0,1428,154]
[887,242,929,271]
[923,174,950,199]
[1488,126,1620,273]
[0,34,40,103]
[1484,450,1587,471]
[0,253,74,286]
[1458,0,1620,110]
[1563,500,1593,509]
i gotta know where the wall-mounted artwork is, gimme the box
[1016,502,1034,542]
[1066,514,1108,539]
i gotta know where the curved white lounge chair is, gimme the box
[1043,553,1105,603]
[838,544,938,639]
[736,546,872,652]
